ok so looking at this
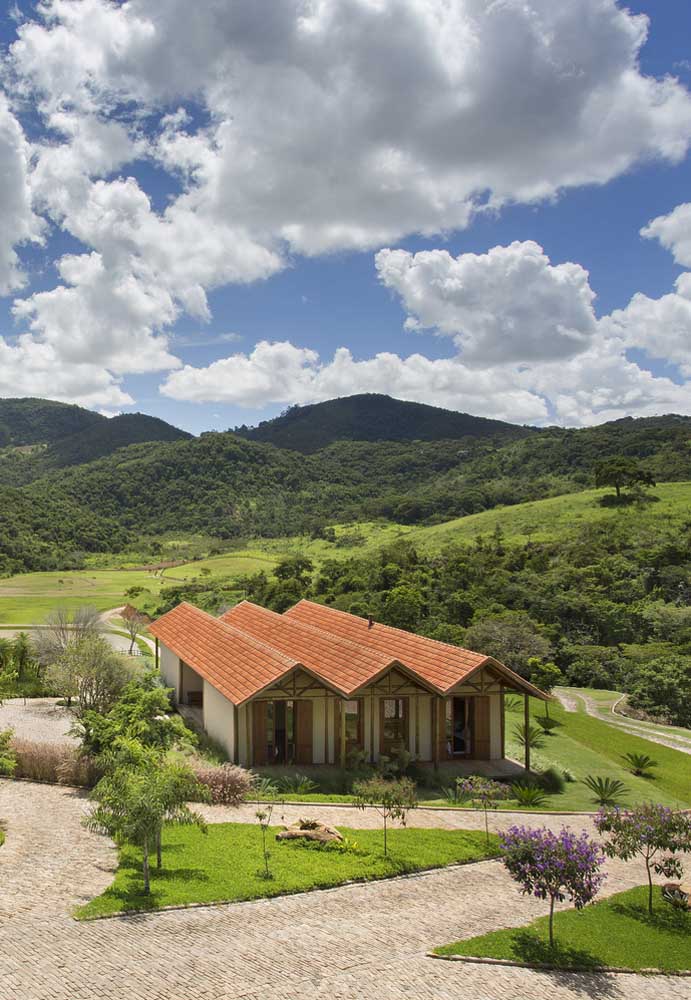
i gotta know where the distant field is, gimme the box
[2,482,689,624]
[0,569,164,624]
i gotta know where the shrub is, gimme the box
[277,773,318,795]
[252,775,280,798]
[582,775,628,806]
[11,738,97,786]
[0,729,16,776]
[621,752,658,777]
[538,766,566,795]
[535,716,560,735]
[512,723,546,752]
[511,782,549,808]
[192,763,254,805]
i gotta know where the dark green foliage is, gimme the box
[594,456,656,500]
[233,393,530,452]
[510,782,549,808]
[627,656,691,727]
[622,752,659,777]
[583,775,629,806]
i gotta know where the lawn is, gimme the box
[76,822,499,918]
[0,568,166,625]
[502,697,691,810]
[434,885,691,972]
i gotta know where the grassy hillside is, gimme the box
[404,481,691,548]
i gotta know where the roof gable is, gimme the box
[221,601,398,695]
[284,600,546,697]
[149,602,301,704]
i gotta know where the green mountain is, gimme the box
[1,395,690,575]
[0,399,191,485]
[0,397,102,446]
[234,393,533,452]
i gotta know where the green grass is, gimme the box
[434,886,691,972]
[561,687,691,741]
[404,481,691,549]
[76,822,499,918]
[504,699,691,810]
[0,568,166,624]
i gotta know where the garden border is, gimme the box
[75,853,502,922]
[427,952,691,977]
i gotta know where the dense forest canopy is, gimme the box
[0,396,690,575]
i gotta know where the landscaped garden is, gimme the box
[76,822,500,918]
[434,885,691,972]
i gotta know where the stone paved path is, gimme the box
[1,780,688,1000]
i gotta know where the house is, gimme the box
[149,599,547,771]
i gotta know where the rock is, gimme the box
[276,820,343,844]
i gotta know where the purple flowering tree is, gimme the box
[500,825,606,948]
[594,804,691,915]
[457,776,510,846]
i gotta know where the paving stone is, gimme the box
[0,780,688,1000]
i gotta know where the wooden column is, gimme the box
[524,693,531,773]
[245,705,252,768]
[414,695,420,756]
[500,688,506,760]
[155,637,159,671]
[232,703,239,764]
[339,699,347,769]
[370,690,375,763]
[324,696,329,765]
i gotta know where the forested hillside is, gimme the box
[152,484,691,726]
[234,393,532,452]
[1,396,690,574]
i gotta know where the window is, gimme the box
[380,697,408,754]
[344,699,362,748]
[265,700,296,764]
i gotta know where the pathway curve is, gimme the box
[554,687,691,756]
[1,780,687,1000]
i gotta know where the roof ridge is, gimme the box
[224,602,394,667]
[291,599,488,662]
[215,617,300,669]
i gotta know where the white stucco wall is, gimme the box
[159,643,179,695]
[203,681,236,759]
[417,696,433,761]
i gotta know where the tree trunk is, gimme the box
[646,857,654,916]
[156,828,162,869]
[615,482,621,499]
[383,814,388,857]
[548,896,555,949]
[142,838,151,895]
[484,806,490,847]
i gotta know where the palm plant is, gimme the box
[512,723,546,752]
[278,772,317,795]
[621,752,658,777]
[582,775,628,807]
[510,781,548,808]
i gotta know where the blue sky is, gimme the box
[1,0,691,433]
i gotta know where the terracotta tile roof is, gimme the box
[284,599,546,697]
[220,601,397,695]
[149,602,301,704]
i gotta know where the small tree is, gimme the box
[70,636,131,714]
[594,457,656,500]
[0,728,16,776]
[123,611,148,655]
[46,654,80,708]
[594,804,691,915]
[0,665,18,706]
[528,659,562,718]
[85,743,206,893]
[353,777,417,856]
[457,776,510,846]
[255,802,276,880]
[500,825,605,948]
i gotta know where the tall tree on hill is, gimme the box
[594,457,656,500]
